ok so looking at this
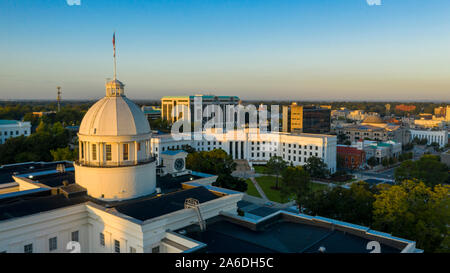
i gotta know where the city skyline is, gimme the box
[1,0,450,101]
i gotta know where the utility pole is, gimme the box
[57,86,62,112]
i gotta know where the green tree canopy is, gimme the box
[50,147,78,161]
[280,166,311,206]
[186,149,236,175]
[373,180,450,252]
[304,156,330,179]
[302,181,376,226]
[265,156,288,189]
[394,155,449,187]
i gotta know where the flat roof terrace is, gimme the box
[183,216,402,253]
[113,186,220,221]
[0,161,73,185]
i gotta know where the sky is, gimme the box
[1,0,450,101]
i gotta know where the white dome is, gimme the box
[79,80,150,136]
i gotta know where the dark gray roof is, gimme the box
[114,186,219,221]
[0,162,73,185]
[0,193,89,221]
[184,218,401,253]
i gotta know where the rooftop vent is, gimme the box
[56,164,66,173]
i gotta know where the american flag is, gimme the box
[113,32,116,57]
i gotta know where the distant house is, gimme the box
[0,120,31,145]
[141,106,161,120]
[395,104,416,112]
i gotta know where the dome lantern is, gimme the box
[106,79,125,97]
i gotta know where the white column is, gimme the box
[117,143,121,166]
[135,141,138,164]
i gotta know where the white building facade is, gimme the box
[0,120,31,144]
[409,129,448,148]
[151,129,337,174]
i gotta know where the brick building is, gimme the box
[337,145,366,170]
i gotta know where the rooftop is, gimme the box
[0,120,20,125]
[0,161,73,185]
[183,215,402,253]
[113,186,220,221]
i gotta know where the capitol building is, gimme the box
[0,71,422,253]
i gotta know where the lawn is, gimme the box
[254,176,330,203]
[254,176,288,203]
[245,179,262,198]
[253,165,268,174]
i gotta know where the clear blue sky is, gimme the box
[1,0,450,101]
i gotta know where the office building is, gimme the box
[282,103,331,134]
[0,120,31,145]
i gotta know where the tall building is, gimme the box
[282,103,331,134]
[446,106,450,122]
[0,120,31,145]
[161,95,240,124]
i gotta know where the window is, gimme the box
[16,130,19,135]
[92,144,97,160]
[71,231,79,242]
[49,237,57,251]
[99,233,105,247]
[81,142,84,159]
[123,144,129,160]
[106,145,112,161]
[130,247,136,253]
[24,244,33,253]
[152,246,160,253]
[114,240,120,253]
[137,142,141,151]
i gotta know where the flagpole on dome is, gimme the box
[113,32,117,80]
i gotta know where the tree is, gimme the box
[394,155,449,187]
[373,180,450,252]
[304,156,330,179]
[212,173,248,192]
[50,147,78,161]
[381,157,389,167]
[186,149,236,176]
[186,149,247,192]
[302,181,375,226]
[280,166,311,207]
[265,156,288,189]
[367,157,378,167]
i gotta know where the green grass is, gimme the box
[254,176,330,203]
[310,182,329,192]
[245,179,262,198]
[253,165,268,174]
[255,176,287,203]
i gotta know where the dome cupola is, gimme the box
[74,32,156,201]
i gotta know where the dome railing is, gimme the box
[75,156,156,168]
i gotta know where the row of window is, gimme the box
[283,149,319,157]
[283,143,319,150]
[82,143,142,161]
[0,130,28,136]
[99,232,136,253]
[22,231,79,253]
